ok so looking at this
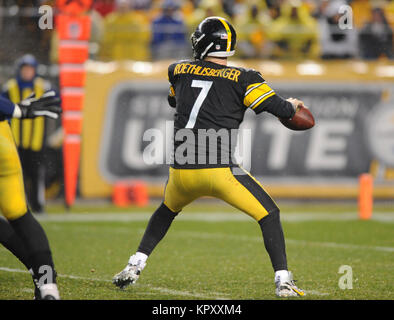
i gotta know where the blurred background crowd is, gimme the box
[0,0,393,65]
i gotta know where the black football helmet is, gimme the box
[191,16,237,60]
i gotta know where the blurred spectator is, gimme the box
[132,0,153,10]
[185,0,231,35]
[359,7,393,59]
[384,0,394,28]
[93,0,116,17]
[351,0,372,29]
[150,0,188,60]
[88,7,105,59]
[222,0,237,19]
[1,54,52,213]
[318,0,358,59]
[269,0,319,59]
[266,0,282,21]
[235,2,271,59]
[99,0,151,61]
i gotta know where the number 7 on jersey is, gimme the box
[185,80,213,128]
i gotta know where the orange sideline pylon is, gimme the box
[130,181,149,207]
[358,173,373,220]
[112,183,131,207]
[63,136,81,208]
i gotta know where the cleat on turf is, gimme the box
[275,271,305,297]
[112,255,146,289]
[37,284,60,300]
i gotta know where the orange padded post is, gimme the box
[358,173,373,220]
[63,135,81,208]
[113,183,131,207]
[59,65,86,87]
[62,113,83,135]
[129,181,149,207]
[61,88,84,111]
[56,15,91,41]
[56,2,91,208]
[59,43,89,64]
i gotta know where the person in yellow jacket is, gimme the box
[99,0,151,61]
[1,54,51,213]
[235,2,271,59]
[268,0,319,59]
[185,0,232,36]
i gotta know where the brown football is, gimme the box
[279,105,315,131]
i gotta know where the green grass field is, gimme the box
[0,201,393,300]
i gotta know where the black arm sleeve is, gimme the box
[167,95,176,108]
[167,63,177,108]
[254,95,295,119]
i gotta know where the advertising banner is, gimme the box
[81,62,394,199]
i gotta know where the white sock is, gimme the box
[130,252,148,265]
[39,283,60,300]
[275,270,289,283]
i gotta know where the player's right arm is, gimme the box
[0,90,61,119]
[243,70,302,119]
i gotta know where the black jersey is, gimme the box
[167,59,294,169]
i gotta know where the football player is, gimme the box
[113,17,305,297]
[0,91,61,299]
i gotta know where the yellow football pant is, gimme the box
[164,166,279,221]
[0,121,27,220]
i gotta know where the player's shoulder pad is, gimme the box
[243,67,265,81]
[168,59,193,72]
[168,59,194,82]
[235,67,265,88]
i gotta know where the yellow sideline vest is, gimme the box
[7,78,45,151]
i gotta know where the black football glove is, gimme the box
[17,91,62,119]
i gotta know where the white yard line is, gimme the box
[0,266,330,298]
[170,230,394,253]
[34,212,394,253]
[304,290,329,296]
[35,212,394,223]
[0,267,229,300]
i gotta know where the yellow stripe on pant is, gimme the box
[0,121,27,219]
[164,167,278,221]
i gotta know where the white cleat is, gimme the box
[39,283,61,300]
[275,271,305,297]
[112,255,146,289]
